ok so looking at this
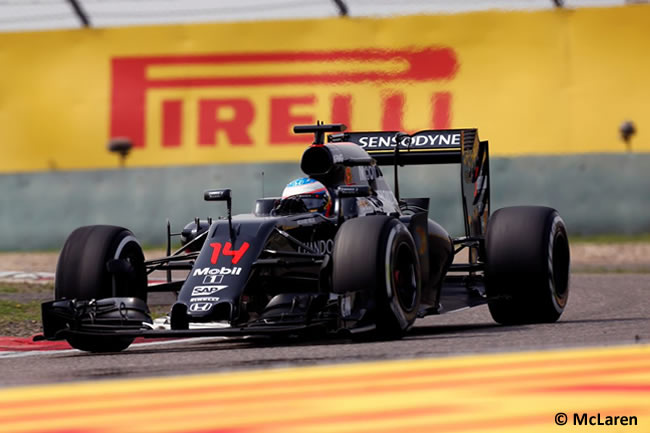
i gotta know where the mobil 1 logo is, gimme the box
[203,274,224,284]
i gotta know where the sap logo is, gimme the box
[203,274,224,284]
[189,303,212,312]
[191,285,228,296]
[193,267,242,277]
[298,239,334,255]
[190,296,220,302]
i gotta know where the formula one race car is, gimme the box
[39,123,570,352]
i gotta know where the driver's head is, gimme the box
[281,177,332,216]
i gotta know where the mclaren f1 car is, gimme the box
[39,123,570,352]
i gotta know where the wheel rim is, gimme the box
[392,242,418,311]
[112,239,146,300]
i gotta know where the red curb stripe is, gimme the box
[0,336,71,352]
[0,336,183,352]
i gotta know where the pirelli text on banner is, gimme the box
[110,48,458,150]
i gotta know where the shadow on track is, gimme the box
[58,316,648,359]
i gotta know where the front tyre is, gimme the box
[333,216,421,338]
[485,206,570,325]
[55,225,148,352]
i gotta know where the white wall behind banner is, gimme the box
[0,0,631,33]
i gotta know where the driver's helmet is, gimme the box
[281,177,332,216]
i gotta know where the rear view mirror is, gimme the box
[204,189,231,201]
[204,189,234,241]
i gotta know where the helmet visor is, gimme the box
[296,193,329,213]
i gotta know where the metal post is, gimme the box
[67,0,91,28]
[166,220,172,283]
[332,0,349,17]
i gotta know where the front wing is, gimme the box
[37,297,334,343]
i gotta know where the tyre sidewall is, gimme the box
[55,225,147,302]
[544,213,570,315]
[54,225,146,353]
[66,334,135,353]
[332,216,421,337]
[486,206,570,324]
[371,219,421,336]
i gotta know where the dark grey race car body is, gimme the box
[39,123,571,352]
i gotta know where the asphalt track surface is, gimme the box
[1,273,648,388]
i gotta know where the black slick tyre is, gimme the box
[485,206,570,325]
[332,216,421,338]
[55,225,147,352]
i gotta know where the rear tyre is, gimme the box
[55,225,148,352]
[333,216,421,338]
[485,206,570,325]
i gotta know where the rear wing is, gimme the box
[329,128,490,240]
[329,129,470,165]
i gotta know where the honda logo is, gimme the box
[189,303,212,312]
